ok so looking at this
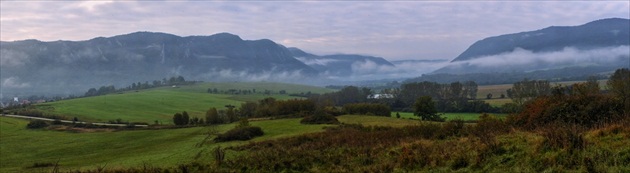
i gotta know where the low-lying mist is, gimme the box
[437,46,630,74]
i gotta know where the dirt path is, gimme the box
[1,114,148,127]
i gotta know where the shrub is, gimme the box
[509,90,623,130]
[470,114,509,148]
[301,109,340,124]
[343,103,391,116]
[214,126,264,142]
[27,120,49,129]
[31,162,55,168]
[442,119,465,137]
[301,114,339,124]
[538,123,587,152]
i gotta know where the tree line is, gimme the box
[84,76,195,97]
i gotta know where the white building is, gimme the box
[367,94,394,99]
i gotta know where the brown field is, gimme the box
[476,80,608,106]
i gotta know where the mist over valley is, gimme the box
[1,18,628,99]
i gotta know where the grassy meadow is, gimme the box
[1,114,437,172]
[33,82,334,124]
[5,80,626,172]
[0,116,334,172]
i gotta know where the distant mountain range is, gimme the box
[406,18,630,84]
[433,18,629,74]
[1,18,628,97]
[289,47,394,77]
[0,32,399,96]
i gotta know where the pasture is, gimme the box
[0,116,333,172]
[33,82,334,124]
[476,80,607,106]
[1,114,433,172]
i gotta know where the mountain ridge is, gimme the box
[450,18,629,63]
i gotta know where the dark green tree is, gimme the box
[413,96,444,122]
[608,68,630,113]
[173,113,184,125]
[206,108,222,125]
[182,111,190,125]
[239,102,257,118]
[226,106,237,123]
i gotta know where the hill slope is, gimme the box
[433,18,629,75]
[0,32,319,96]
[289,47,396,79]
[34,82,334,123]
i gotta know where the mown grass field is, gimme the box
[34,82,334,124]
[1,114,438,172]
[0,116,334,172]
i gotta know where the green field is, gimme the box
[34,82,334,124]
[0,116,335,172]
[0,114,428,172]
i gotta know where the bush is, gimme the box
[27,120,49,129]
[343,103,391,116]
[31,162,55,168]
[214,126,264,142]
[538,123,587,152]
[301,114,339,125]
[509,91,623,130]
[442,119,465,137]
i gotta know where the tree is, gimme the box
[586,76,600,91]
[226,106,237,123]
[85,88,98,97]
[413,96,444,122]
[182,111,190,125]
[608,68,630,113]
[239,102,257,118]
[396,112,401,119]
[508,79,550,106]
[486,93,493,99]
[206,108,222,125]
[173,113,184,126]
[464,81,478,99]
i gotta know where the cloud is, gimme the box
[2,77,31,88]
[444,46,630,73]
[0,49,30,67]
[323,59,450,81]
[295,57,340,66]
[194,68,310,83]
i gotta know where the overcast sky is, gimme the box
[1,1,628,61]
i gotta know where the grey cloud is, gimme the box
[195,68,309,83]
[2,77,31,89]
[446,46,630,72]
[324,59,450,81]
[0,49,30,67]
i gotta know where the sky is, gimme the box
[1,1,628,61]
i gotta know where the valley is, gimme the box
[1,2,628,172]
